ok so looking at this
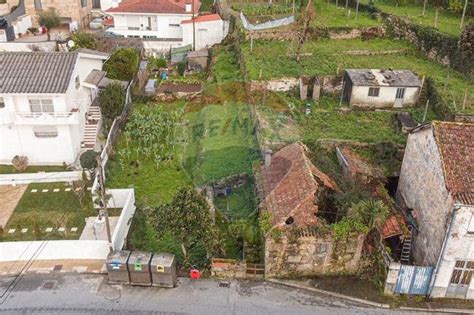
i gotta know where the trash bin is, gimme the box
[150,253,177,288]
[106,250,131,284]
[128,251,152,286]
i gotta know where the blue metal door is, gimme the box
[394,265,434,295]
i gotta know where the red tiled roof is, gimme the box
[379,214,404,239]
[339,147,384,179]
[432,121,474,204]
[260,143,339,229]
[181,14,222,24]
[106,0,201,14]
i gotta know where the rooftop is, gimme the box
[106,0,201,14]
[432,121,474,204]
[259,143,338,229]
[345,69,422,87]
[0,52,78,94]
[181,14,222,24]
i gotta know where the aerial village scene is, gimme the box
[0,0,473,313]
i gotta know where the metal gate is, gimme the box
[394,265,434,295]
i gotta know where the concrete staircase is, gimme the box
[81,106,101,150]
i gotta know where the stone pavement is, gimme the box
[0,259,105,276]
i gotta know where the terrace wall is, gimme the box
[0,171,82,185]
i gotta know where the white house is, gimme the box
[100,0,122,11]
[342,69,422,108]
[396,121,474,299]
[0,49,109,166]
[105,0,228,53]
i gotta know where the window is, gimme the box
[198,28,208,32]
[467,213,474,235]
[0,97,5,109]
[450,260,474,286]
[368,87,380,97]
[34,0,42,10]
[75,76,80,89]
[34,127,58,138]
[29,99,54,113]
[81,0,88,8]
[169,24,180,27]
[128,27,140,30]
[147,17,152,30]
[396,87,406,99]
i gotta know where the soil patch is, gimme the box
[0,185,27,229]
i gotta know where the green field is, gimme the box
[360,0,472,36]
[2,183,93,241]
[314,0,381,27]
[242,38,473,113]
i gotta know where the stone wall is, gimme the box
[264,231,365,278]
[24,0,92,28]
[250,76,342,94]
[396,126,453,266]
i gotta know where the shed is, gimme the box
[187,49,209,72]
[342,69,422,109]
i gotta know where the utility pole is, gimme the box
[97,156,112,251]
[460,0,468,30]
[192,0,196,51]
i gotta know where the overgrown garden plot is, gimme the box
[359,0,472,36]
[242,38,473,114]
[313,0,381,27]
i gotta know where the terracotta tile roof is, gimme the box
[181,14,222,24]
[379,214,404,239]
[106,0,200,14]
[432,121,474,204]
[260,143,339,229]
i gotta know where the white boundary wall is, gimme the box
[0,171,82,185]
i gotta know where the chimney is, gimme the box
[264,149,273,168]
[185,3,192,12]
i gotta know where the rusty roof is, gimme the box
[432,121,474,204]
[259,143,338,229]
[379,214,404,239]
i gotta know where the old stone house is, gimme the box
[342,69,422,109]
[396,121,474,299]
[25,0,93,29]
[258,143,365,277]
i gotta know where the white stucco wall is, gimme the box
[350,86,419,108]
[431,205,474,299]
[101,0,122,11]
[182,19,229,50]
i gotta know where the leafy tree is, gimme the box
[150,187,222,268]
[37,8,60,41]
[103,48,139,81]
[70,32,98,51]
[349,199,390,231]
[97,82,125,131]
[147,56,167,71]
[79,150,98,170]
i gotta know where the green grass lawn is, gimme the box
[0,165,67,174]
[300,97,407,144]
[214,180,257,221]
[2,183,94,241]
[314,0,381,27]
[211,45,243,84]
[183,103,261,186]
[360,0,472,36]
[242,38,473,113]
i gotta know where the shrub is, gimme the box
[98,82,126,131]
[80,150,98,170]
[103,48,140,81]
[70,32,98,51]
[27,27,39,35]
[37,8,60,41]
[448,0,463,13]
[177,61,187,76]
[147,56,167,71]
[11,156,28,172]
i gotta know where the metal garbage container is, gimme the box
[106,250,131,284]
[150,253,177,288]
[128,251,152,286]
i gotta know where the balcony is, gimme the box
[13,110,80,126]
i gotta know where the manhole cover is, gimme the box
[43,281,57,290]
[53,265,63,271]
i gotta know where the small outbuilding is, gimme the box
[342,69,422,108]
[187,49,209,72]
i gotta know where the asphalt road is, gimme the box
[0,273,424,314]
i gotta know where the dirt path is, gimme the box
[0,185,27,229]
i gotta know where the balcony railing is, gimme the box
[13,110,80,125]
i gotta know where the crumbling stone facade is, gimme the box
[265,231,365,277]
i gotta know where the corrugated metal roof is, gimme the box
[345,69,422,87]
[0,52,78,94]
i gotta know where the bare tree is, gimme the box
[291,0,314,63]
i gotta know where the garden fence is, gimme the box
[240,11,295,31]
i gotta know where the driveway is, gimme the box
[0,273,422,314]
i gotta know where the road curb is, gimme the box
[266,278,391,309]
[399,306,474,314]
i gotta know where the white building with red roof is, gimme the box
[105,0,228,52]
